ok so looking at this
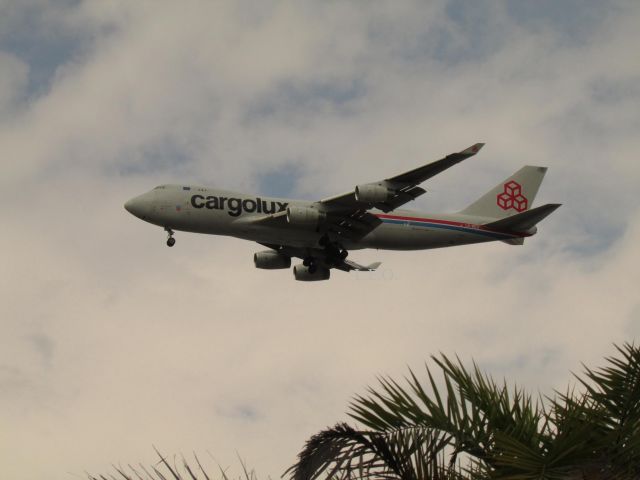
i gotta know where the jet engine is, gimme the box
[286,206,326,227]
[254,251,291,269]
[293,264,331,281]
[355,183,394,203]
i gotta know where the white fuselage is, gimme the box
[125,184,527,251]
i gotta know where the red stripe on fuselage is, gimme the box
[376,214,531,237]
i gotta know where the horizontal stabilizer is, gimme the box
[501,237,525,246]
[344,259,382,271]
[484,203,561,232]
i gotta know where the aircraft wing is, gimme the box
[316,142,484,240]
[251,143,484,242]
[249,205,383,241]
[320,142,484,213]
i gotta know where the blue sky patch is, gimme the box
[0,1,87,98]
[256,163,305,198]
[505,0,612,45]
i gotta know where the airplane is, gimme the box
[124,143,560,281]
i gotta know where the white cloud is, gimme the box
[0,51,28,117]
[1,1,639,478]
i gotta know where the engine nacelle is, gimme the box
[293,264,331,281]
[254,251,291,269]
[354,183,394,203]
[286,206,326,227]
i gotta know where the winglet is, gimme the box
[365,262,382,271]
[460,142,485,156]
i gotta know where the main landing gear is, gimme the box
[303,257,318,274]
[320,235,348,260]
[165,228,176,247]
[312,235,349,268]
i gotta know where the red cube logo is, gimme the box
[513,194,528,212]
[504,180,521,197]
[497,192,513,210]
[497,181,528,212]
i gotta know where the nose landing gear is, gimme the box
[165,228,176,247]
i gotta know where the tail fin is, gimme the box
[460,166,548,219]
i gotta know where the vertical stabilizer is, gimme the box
[460,166,548,219]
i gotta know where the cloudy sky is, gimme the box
[1,1,639,478]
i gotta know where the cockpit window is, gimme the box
[154,185,167,190]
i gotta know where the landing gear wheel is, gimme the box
[303,257,313,267]
[339,250,348,260]
[165,227,175,247]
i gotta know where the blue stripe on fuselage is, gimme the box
[379,218,517,240]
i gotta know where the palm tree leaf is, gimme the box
[286,423,455,480]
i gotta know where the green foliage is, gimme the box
[286,423,458,480]
[87,448,259,480]
[90,344,640,480]
[290,343,640,480]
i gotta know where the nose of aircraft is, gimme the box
[124,198,136,214]
[124,194,150,219]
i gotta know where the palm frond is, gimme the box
[87,450,257,480]
[349,354,546,470]
[551,342,640,477]
[286,423,460,480]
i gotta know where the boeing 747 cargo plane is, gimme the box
[124,143,560,281]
